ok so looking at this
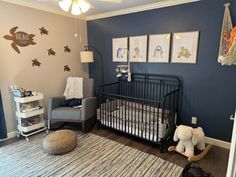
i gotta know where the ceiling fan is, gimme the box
[58,0,123,15]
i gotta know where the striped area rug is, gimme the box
[0,132,183,177]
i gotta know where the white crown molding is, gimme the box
[0,0,84,19]
[86,0,200,21]
[1,0,200,21]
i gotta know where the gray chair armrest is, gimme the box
[48,97,65,119]
[81,97,97,121]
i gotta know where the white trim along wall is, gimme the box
[86,0,200,21]
[2,131,231,149]
[205,137,231,149]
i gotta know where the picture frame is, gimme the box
[112,37,128,62]
[129,35,147,62]
[148,33,171,63]
[171,31,199,64]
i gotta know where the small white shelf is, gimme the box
[14,92,46,141]
[16,108,44,118]
[14,93,43,103]
[18,121,45,133]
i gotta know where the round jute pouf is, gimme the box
[43,129,77,155]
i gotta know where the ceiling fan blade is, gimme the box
[98,0,122,3]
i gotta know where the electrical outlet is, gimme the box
[192,117,197,124]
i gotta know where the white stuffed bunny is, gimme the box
[173,125,205,157]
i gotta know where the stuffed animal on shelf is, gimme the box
[173,125,206,157]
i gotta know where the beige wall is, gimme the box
[0,2,89,135]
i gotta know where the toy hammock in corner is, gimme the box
[218,3,236,66]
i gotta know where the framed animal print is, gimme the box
[129,35,147,62]
[148,33,171,63]
[112,37,128,62]
[171,31,199,64]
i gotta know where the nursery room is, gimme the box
[0,0,236,176]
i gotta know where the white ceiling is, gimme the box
[1,0,200,20]
[27,0,164,15]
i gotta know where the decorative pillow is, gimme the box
[68,99,82,107]
[60,99,74,107]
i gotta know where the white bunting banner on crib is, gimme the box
[218,3,236,66]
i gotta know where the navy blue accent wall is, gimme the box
[87,0,236,141]
[0,91,7,139]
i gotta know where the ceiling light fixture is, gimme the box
[59,0,90,15]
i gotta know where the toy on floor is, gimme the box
[168,125,212,161]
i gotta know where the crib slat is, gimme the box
[135,101,137,136]
[149,83,152,140]
[141,104,144,138]
[119,100,121,130]
[131,102,133,135]
[138,102,140,137]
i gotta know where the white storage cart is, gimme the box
[14,92,47,141]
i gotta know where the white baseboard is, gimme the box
[206,136,231,149]
[0,131,231,149]
[7,131,17,139]
[0,138,7,142]
[0,131,16,142]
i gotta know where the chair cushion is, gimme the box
[51,107,81,120]
[43,130,77,155]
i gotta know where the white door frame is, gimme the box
[226,110,236,177]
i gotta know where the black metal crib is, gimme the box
[97,73,181,151]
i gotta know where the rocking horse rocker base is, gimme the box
[168,144,212,161]
[170,125,212,161]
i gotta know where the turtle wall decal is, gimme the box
[39,27,48,35]
[64,46,71,53]
[3,26,36,54]
[64,65,71,72]
[32,59,41,67]
[47,48,56,56]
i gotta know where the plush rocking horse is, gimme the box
[168,125,212,161]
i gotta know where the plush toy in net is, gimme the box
[218,3,236,66]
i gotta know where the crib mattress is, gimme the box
[97,100,171,142]
[98,117,166,142]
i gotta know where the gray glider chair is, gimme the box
[48,78,96,132]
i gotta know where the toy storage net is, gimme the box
[218,3,236,65]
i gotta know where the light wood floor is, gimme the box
[0,126,229,177]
